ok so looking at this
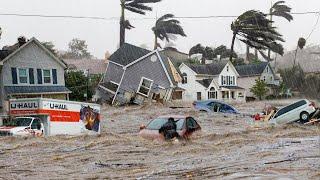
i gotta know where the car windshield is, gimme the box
[147,118,184,130]
[12,118,33,127]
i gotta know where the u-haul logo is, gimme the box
[10,101,39,110]
[48,103,68,110]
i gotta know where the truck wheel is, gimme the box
[300,111,310,123]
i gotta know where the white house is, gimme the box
[236,62,280,99]
[178,61,246,102]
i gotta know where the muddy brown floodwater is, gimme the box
[0,99,319,179]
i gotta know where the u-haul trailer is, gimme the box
[1,98,101,136]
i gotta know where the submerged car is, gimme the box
[0,117,43,136]
[139,115,201,141]
[193,100,239,114]
[269,99,316,125]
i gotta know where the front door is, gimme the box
[197,92,201,100]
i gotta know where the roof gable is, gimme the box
[185,61,228,76]
[0,37,67,68]
[109,43,151,66]
[235,62,268,77]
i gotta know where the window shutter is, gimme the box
[29,68,34,84]
[52,69,57,84]
[37,69,43,84]
[11,67,18,84]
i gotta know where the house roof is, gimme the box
[108,43,151,66]
[220,86,245,90]
[186,61,228,76]
[0,37,67,68]
[196,79,213,88]
[0,50,13,61]
[235,62,269,77]
[64,59,107,74]
[4,86,71,95]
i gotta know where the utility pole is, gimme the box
[85,69,89,102]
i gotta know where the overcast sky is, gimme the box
[0,0,319,58]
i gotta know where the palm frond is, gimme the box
[133,0,161,4]
[126,2,152,11]
[124,6,145,14]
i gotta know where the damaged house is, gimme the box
[97,43,181,105]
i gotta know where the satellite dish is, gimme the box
[150,55,158,62]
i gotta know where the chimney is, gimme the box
[17,36,27,47]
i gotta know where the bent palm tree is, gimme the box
[267,1,293,59]
[230,10,284,63]
[120,0,161,46]
[152,14,186,50]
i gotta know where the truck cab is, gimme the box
[0,117,44,136]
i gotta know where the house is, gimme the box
[97,43,180,105]
[236,62,280,99]
[0,37,71,113]
[178,61,246,102]
[64,58,108,75]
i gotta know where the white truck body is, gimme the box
[2,98,101,136]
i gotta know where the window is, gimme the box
[266,67,269,73]
[238,92,244,97]
[18,68,28,84]
[263,76,266,82]
[270,76,273,81]
[197,92,201,100]
[182,73,187,84]
[275,100,306,118]
[43,69,51,84]
[186,117,199,129]
[208,87,217,99]
[31,118,41,130]
[221,76,235,86]
[137,77,153,97]
[227,66,229,72]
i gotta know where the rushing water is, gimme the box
[0,99,319,179]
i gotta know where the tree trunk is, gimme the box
[293,44,299,67]
[154,34,158,50]
[120,4,125,47]
[229,32,237,62]
[255,49,258,60]
[267,7,273,61]
[246,45,250,63]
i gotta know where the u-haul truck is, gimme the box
[0,98,101,136]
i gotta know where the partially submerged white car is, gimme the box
[0,117,43,136]
[269,99,316,125]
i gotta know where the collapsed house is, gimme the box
[96,43,182,105]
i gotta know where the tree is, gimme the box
[213,45,237,60]
[189,44,216,64]
[120,0,161,47]
[62,39,92,59]
[267,1,293,60]
[230,10,284,64]
[250,79,268,100]
[42,41,58,56]
[293,37,306,66]
[152,14,186,49]
[65,71,102,101]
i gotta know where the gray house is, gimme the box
[236,62,280,99]
[0,37,70,113]
[97,43,178,105]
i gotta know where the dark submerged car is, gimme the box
[193,100,239,114]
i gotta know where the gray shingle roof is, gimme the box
[196,79,213,88]
[109,43,151,66]
[4,86,71,95]
[235,62,268,77]
[64,59,107,74]
[187,61,228,75]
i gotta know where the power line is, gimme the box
[0,11,319,21]
[306,12,320,40]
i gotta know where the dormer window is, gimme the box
[266,66,269,73]
[182,73,187,84]
[227,66,229,72]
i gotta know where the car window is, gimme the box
[274,100,307,118]
[147,118,184,130]
[221,104,233,112]
[186,117,198,129]
[14,118,33,127]
[31,119,41,129]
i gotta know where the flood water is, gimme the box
[1,99,319,179]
